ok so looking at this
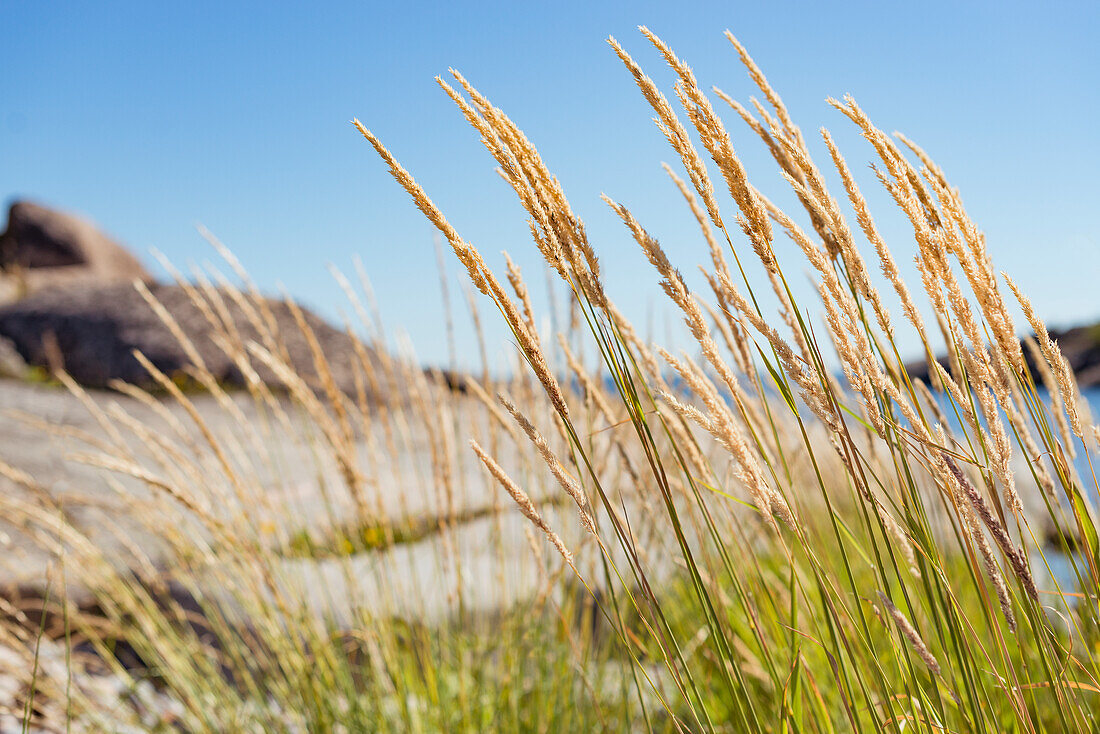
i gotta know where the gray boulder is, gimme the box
[0,200,152,295]
[0,281,379,397]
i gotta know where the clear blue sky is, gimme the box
[3,1,1098,369]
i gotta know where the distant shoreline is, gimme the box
[905,322,1100,388]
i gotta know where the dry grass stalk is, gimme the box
[497,394,596,535]
[1005,273,1083,438]
[876,592,942,676]
[470,440,577,574]
[657,348,793,531]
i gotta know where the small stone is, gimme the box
[0,336,24,379]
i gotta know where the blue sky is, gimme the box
[3,1,1098,369]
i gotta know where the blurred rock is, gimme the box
[905,322,1100,389]
[0,200,151,295]
[0,276,17,305]
[0,337,24,379]
[0,631,185,733]
[0,281,379,396]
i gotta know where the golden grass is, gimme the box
[1,24,1098,733]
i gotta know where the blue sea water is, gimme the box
[932,385,1100,495]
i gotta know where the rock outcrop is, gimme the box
[0,281,376,396]
[905,323,1100,389]
[0,200,151,296]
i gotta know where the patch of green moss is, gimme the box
[284,497,572,558]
